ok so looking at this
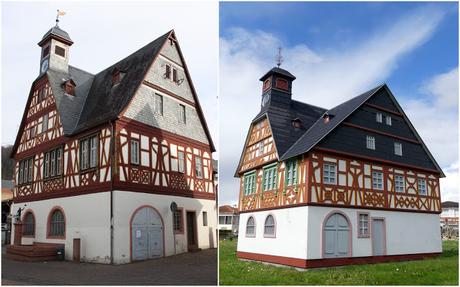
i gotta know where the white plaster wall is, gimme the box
[237,206,309,259]
[112,190,217,264]
[11,192,111,263]
[307,206,442,259]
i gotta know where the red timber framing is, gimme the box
[114,117,215,200]
[238,149,441,214]
[236,251,441,269]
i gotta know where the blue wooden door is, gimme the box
[132,207,163,261]
[324,213,350,258]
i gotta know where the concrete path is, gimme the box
[2,248,217,285]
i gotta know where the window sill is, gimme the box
[17,183,33,187]
[79,167,98,175]
[43,175,63,182]
[357,234,370,238]
[47,235,65,240]
[245,234,256,238]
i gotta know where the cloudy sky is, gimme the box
[1,1,218,148]
[219,2,459,206]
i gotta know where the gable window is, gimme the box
[195,157,203,179]
[255,141,264,157]
[23,212,35,236]
[173,68,178,83]
[372,171,383,190]
[55,46,66,57]
[179,104,186,124]
[80,135,98,171]
[42,114,49,132]
[394,142,402,156]
[418,178,427,196]
[178,151,185,173]
[385,116,392,126]
[18,157,34,185]
[173,209,183,233]
[244,172,256,195]
[263,164,277,191]
[38,87,45,102]
[48,208,65,237]
[154,94,163,115]
[130,139,140,165]
[29,127,36,139]
[395,175,405,193]
[203,211,208,226]
[323,163,337,184]
[44,146,63,179]
[358,212,370,237]
[376,112,383,123]
[285,160,297,186]
[246,216,255,237]
[264,215,276,237]
[366,135,375,150]
[165,64,171,79]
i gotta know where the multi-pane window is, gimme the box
[395,175,405,193]
[323,163,337,184]
[219,216,233,225]
[203,211,208,226]
[165,64,171,79]
[386,116,392,126]
[44,147,63,179]
[154,94,163,115]
[23,212,35,236]
[376,112,383,123]
[173,209,183,233]
[244,172,256,195]
[285,160,297,186]
[130,139,140,165]
[418,179,427,196]
[195,157,203,178]
[179,104,186,124]
[42,114,49,132]
[358,213,369,237]
[394,142,402,156]
[366,135,375,150]
[258,141,264,156]
[178,151,185,173]
[49,209,65,237]
[263,165,277,191]
[246,216,255,237]
[80,135,98,171]
[372,171,383,190]
[264,215,275,237]
[18,157,34,185]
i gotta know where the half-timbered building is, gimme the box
[8,22,216,264]
[235,66,444,268]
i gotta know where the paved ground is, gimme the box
[2,247,217,285]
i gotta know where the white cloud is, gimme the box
[440,162,459,202]
[219,6,452,205]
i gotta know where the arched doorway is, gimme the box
[131,206,164,261]
[323,212,351,258]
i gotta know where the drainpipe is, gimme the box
[109,121,115,264]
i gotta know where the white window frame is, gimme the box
[323,163,337,184]
[179,104,186,124]
[394,142,402,156]
[154,93,163,115]
[418,178,427,196]
[195,157,203,179]
[89,136,98,168]
[246,216,256,237]
[395,175,405,193]
[42,114,49,132]
[376,112,383,123]
[386,116,392,126]
[372,171,383,190]
[130,139,140,165]
[357,212,370,238]
[178,151,185,173]
[366,135,375,150]
[263,215,276,238]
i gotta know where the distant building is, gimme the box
[440,201,458,227]
[219,205,239,237]
[2,180,13,244]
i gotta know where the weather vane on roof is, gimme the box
[276,47,284,68]
[56,9,66,26]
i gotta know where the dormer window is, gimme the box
[55,46,65,57]
[323,113,334,124]
[292,118,302,129]
[111,68,124,86]
[275,78,288,90]
[62,79,76,96]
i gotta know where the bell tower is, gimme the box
[259,67,296,111]
[37,11,73,75]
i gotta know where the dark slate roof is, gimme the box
[260,67,296,81]
[253,100,326,157]
[39,25,73,45]
[280,85,384,160]
[442,201,459,208]
[72,30,171,133]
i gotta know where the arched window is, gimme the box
[246,216,255,237]
[264,215,276,237]
[23,212,35,236]
[48,208,65,237]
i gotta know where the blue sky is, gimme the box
[219,2,458,205]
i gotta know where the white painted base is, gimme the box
[11,191,217,264]
[237,206,442,260]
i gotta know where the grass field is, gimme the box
[219,239,458,285]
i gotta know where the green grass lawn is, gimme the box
[219,239,458,285]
